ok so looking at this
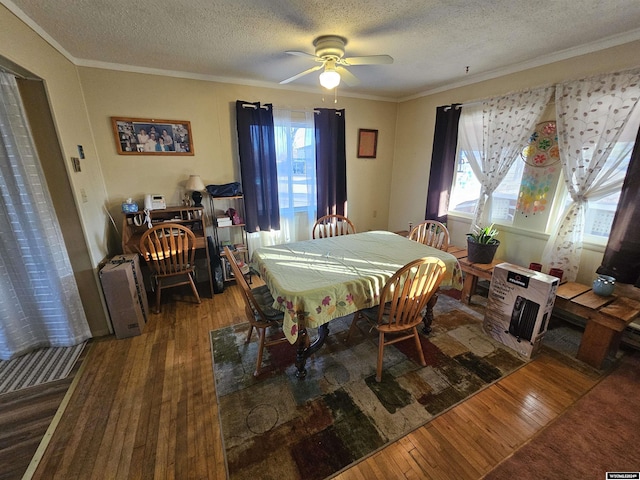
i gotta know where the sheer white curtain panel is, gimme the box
[460,88,553,227]
[542,69,640,281]
[0,72,90,360]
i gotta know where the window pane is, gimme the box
[585,128,636,238]
[490,158,524,224]
[585,192,619,237]
[275,125,316,209]
[449,151,481,215]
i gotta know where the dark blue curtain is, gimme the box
[425,104,461,223]
[235,101,280,232]
[314,108,347,217]
[597,123,640,285]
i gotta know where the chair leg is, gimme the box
[254,328,266,377]
[155,282,162,314]
[246,324,255,344]
[187,273,201,304]
[413,327,426,366]
[376,331,385,382]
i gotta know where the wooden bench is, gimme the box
[553,282,640,369]
[447,246,503,304]
[446,247,640,368]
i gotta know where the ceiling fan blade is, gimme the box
[285,50,322,61]
[342,55,394,66]
[335,66,360,87]
[280,65,323,84]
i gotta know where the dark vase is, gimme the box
[467,238,500,264]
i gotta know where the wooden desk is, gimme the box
[121,206,214,298]
[554,282,640,368]
[449,246,503,304]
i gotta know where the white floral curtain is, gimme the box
[542,69,640,281]
[0,72,90,359]
[459,88,553,227]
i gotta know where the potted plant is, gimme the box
[466,224,500,264]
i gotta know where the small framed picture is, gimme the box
[111,117,194,155]
[357,128,378,158]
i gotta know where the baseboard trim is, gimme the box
[21,342,93,480]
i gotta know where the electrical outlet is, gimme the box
[80,188,88,203]
[373,210,377,218]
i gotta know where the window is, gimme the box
[449,142,527,225]
[244,107,316,250]
[449,151,480,215]
[585,199,617,237]
[583,139,634,240]
[491,159,524,223]
[271,108,317,243]
[274,121,316,210]
[449,111,638,241]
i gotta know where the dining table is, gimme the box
[251,230,463,378]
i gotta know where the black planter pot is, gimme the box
[467,238,500,264]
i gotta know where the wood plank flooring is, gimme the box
[0,348,88,480]
[3,283,606,480]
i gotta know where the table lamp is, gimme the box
[186,175,206,207]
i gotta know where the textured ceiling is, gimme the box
[4,0,640,99]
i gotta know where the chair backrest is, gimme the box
[377,257,446,331]
[408,220,450,251]
[224,246,271,325]
[139,223,196,276]
[312,214,356,239]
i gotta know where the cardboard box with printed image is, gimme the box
[483,263,559,358]
[100,255,148,339]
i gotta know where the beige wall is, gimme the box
[0,6,110,265]
[391,41,640,284]
[78,67,398,251]
[0,5,110,334]
[3,0,640,336]
[1,3,397,336]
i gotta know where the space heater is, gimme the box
[507,295,540,343]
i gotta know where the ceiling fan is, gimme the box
[280,35,393,90]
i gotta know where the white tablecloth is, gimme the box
[252,230,463,343]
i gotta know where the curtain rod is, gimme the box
[443,100,479,111]
[443,83,558,111]
[0,67,42,82]
[242,103,343,116]
[313,109,343,115]
[241,103,270,110]
[273,106,316,114]
[0,58,42,82]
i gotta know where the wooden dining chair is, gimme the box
[312,214,356,239]
[139,223,201,313]
[224,247,288,377]
[347,256,446,382]
[408,220,450,251]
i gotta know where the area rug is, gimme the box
[0,342,86,395]
[210,296,527,480]
[483,351,640,479]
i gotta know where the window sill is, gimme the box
[447,212,607,253]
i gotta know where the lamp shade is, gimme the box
[319,69,341,90]
[185,175,205,192]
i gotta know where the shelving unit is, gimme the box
[121,206,214,297]
[208,195,249,283]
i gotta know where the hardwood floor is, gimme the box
[0,348,88,480]
[5,283,605,480]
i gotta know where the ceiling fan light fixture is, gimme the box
[319,68,341,89]
[281,35,391,88]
